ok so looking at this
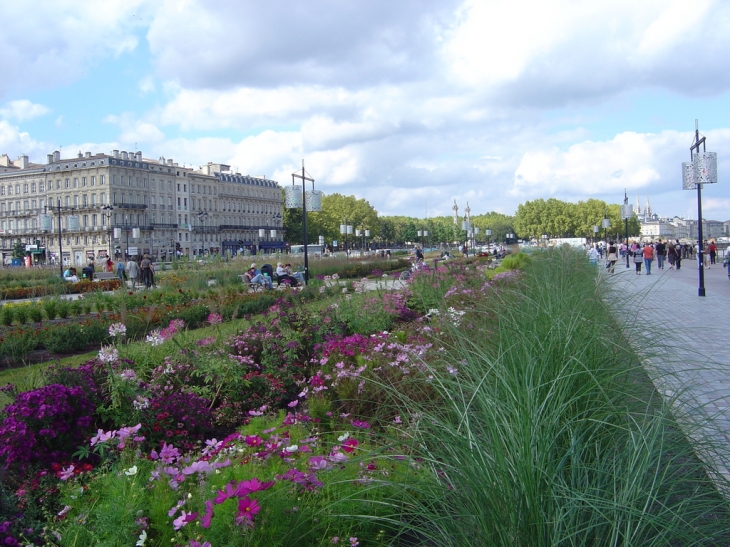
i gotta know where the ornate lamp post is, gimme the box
[601,216,610,246]
[197,210,208,257]
[340,219,352,259]
[102,205,114,261]
[593,225,599,245]
[681,120,718,297]
[620,190,632,268]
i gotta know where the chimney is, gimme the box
[53,151,60,162]
[167,159,173,166]
[113,150,119,158]
[47,154,53,164]
[122,151,128,160]
[78,151,83,158]
[19,155,29,169]
[136,151,142,161]
[85,152,91,158]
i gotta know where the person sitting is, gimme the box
[415,246,424,263]
[275,262,299,287]
[285,263,306,285]
[63,267,79,282]
[245,263,273,289]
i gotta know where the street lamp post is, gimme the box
[620,190,632,268]
[542,234,548,247]
[197,210,208,257]
[340,219,352,259]
[486,229,492,251]
[682,120,718,297]
[601,217,610,247]
[102,205,114,261]
[593,225,599,246]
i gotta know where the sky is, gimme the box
[1,0,730,221]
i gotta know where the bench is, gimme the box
[93,271,118,281]
[238,274,265,292]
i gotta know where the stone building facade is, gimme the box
[0,150,283,266]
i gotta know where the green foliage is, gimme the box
[13,305,28,325]
[176,303,212,328]
[42,322,109,353]
[0,305,13,326]
[41,298,58,320]
[380,247,730,546]
[57,299,71,319]
[0,327,39,363]
[27,304,43,323]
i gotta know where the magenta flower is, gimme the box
[172,510,198,530]
[341,438,359,453]
[236,496,261,525]
[199,499,214,528]
[350,419,371,429]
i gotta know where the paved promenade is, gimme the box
[606,258,730,494]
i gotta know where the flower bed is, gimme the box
[1,250,729,546]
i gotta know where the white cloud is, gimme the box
[0,0,150,95]
[512,131,676,197]
[0,120,48,157]
[0,100,50,121]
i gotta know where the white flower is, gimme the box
[133,397,150,410]
[108,322,127,338]
[284,445,299,453]
[97,346,118,364]
[136,529,147,546]
[145,330,164,346]
[337,433,350,442]
[124,466,138,476]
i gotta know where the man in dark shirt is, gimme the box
[655,240,666,269]
[140,254,152,288]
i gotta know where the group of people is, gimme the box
[597,239,720,275]
[243,262,306,289]
[120,255,155,288]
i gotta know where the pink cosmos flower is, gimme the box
[172,510,198,530]
[199,499,214,528]
[236,496,261,525]
[341,438,359,453]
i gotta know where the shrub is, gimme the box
[57,300,70,319]
[42,323,94,354]
[0,383,95,475]
[0,328,39,364]
[27,304,43,323]
[13,305,28,325]
[41,298,58,320]
[0,306,13,326]
[175,303,211,329]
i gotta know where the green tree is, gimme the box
[11,239,25,259]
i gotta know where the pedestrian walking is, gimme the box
[642,243,654,275]
[674,240,683,270]
[126,258,139,287]
[116,260,126,281]
[631,242,642,274]
[655,240,666,269]
[606,241,618,274]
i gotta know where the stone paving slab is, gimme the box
[605,259,730,495]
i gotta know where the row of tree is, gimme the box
[283,194,641,247]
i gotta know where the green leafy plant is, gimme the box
[41,298,58,320]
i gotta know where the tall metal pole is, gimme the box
[57,198,63,278]
[690,121,707,297]
[301,161,309,283]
